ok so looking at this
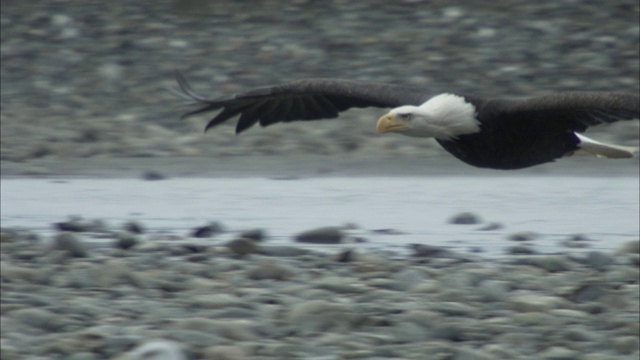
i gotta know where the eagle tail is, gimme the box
[575,134,639,159]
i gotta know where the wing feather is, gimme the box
[503,92,639,131]
[173,70,431,133]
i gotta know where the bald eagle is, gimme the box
[174,71,639,170]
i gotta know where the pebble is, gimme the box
[294,226,344,244]
[52,232,88,257]
[448,212,481,225]
[225,238,259,256]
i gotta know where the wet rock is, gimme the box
[294,226,344,244]
[115,232,139,250]
[115,340,186,360]
[507,231,539,241]
[560,234,591,248]
[448,212,481,225]
[191,222,224,238]
[123,221,145,234]
[429,302,476,316]
[12,308,71,331]
[391,268,428,291]
[514,255,574,272]
[247,260,293,280]
[55,216,105,232]
[477,222,503,231]
[612,335,639,355]
[538,346,579,360]
[370,228,406,235]
[616,239,640,255]
[506,245,538,255]
[202,345,248,360]
[238,228,266,242]
[410,244,453,258]
[0,263,38,283]
[288,300,356,334]
[259,245,314,257]
[225,238,258,257]
[335,249,355,262]
[583,251,614,270]
[509,294,568,312]
[52,232,87,257]
[141,170,166,180]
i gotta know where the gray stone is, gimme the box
[259,245,315,257]
[115,232,139,250]
[507,231,539,241]
[226,238,259,256]
[52,232,87,257]
[539,346,580,360]
[117,340,187,360]
[612,336,639,355]
[238,228,266,242]
[429,302,476,316]
[294,226,344,244]
[11,308,70,331]
[509,294,568,312]
[247,260,293,280]
[288,300,356,334]
[448,212,481,225]
[616,239,640,255]
[584,251,614,270]
[202,345,248,360]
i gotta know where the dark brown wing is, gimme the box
[501,92,639,132]
[174,71,432,133]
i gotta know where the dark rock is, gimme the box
[370,228,406,235]
[258,246,315,257]
[506,245,538,255]
[123,220,145,234]
[115,232,138,250]
[55,216,100,232]
[247,260,292,280]
[336,249,355,262]
[584,251,614,270]
[52,232,87,257]
[514,255,574,272]
[448,212,481,225]
[294,226,343,244]
[191,222,224,238]
[477,222,503,231]
[141,170,166,181]
[239,228,266,242]
[560,234,591,248]
[507,231,539,241]
[226,238,258,257]
[410,244,452,257]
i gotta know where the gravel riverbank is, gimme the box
[1,226,639,360]
[1,0,639,165]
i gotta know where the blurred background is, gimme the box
[1,0,639,166]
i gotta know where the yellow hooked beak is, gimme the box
[376,114,410,134]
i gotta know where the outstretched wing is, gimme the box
[501,92,640,132]
[173,71,432,133]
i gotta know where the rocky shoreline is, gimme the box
[1,1,639,359]
[1,225,639,360]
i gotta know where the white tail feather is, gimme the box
[575,133,639,159]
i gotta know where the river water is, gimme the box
[2,173,638,258]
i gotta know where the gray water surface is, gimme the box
[2,175,638,257]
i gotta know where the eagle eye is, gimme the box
[398,113,412,120]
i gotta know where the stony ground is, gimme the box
[1,1,639,359]
[1,226,639,360]
[1,0,639,165]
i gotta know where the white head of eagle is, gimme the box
[377,93,481,140]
